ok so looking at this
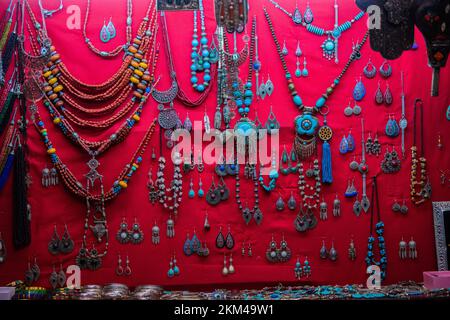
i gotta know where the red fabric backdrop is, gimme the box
[0,0,449,289]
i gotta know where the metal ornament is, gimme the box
[348,239,356,260]
[48,225,60,255]
[116,218,130,244]
[363,58,377,78]
[152,222,160,245]
[329,241,338,261]
[319,198,328,220]
[276,194,285,211]
[287,192,297,211]
[333,194,341,217]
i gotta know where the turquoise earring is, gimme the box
[302,57,309,77]
[188,178,195,199]
[100,20,110,43]
[295,57,301,78]
[106,17,116,40]
[198,178,204,198]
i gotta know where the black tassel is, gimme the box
[1,31,16,75]
[13,142,30,249]
[0,89,16,135]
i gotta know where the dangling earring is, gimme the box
[384,81,393,105]
[353,100,362,116]
[266,234,279,263]
[347,129,355,152]
[295,40,302,57]
[348,238,356,260]
[130,218,144,244]
[48,224,60,255]
[320,240,328,259]
[56,264,65,287]
[183,233,192,256]
[344,100,353,117]
[408,237,417,259]
[206,178,221,206]
[42,166,50,187]
[295,58,302,78]
[282,40,288,56]
[353,77,366,101]
[49,264,58,289]
[152,221,160,245]
[203,212,210,231]
[319,198,328,220]
[59,224,74,254]
[173,253,180,276]
[259,75,267,100]
[265,74,274,96]
[349,156,359,171]
[225,225,234,249]
[166,215,175,238]
[371,133,381,155]
[353,195,362,216]
[363,58,377,79]
[400,199,409,214]
[302,57,309,77]
[222,254,229,276]
[375,81,384,105]
[198,178,204,198]
[0,232,6,263]
[216,226,225,249]
[392,199,401,212]
[167,256,174,278]
[147,170,158,204]
[25,260,34,285]
[248,242,252,257]
[339,135,349,154]
[217,177,229,201]
[399,238,407,259]
[106,17,116,39]
[287,192,297,211]
[276,193,285,211]
[278,235,291,262]
[333,194,341,217]
[303,257,311,277]
[99,19,111,43]
[228,254,235,274]
[124,255,132,276]
[294,257,302,279]
[191,229,201,254]
[151,147,156,161]
[241,241,246,256]
[304,1,314,24]
[116,218,130,244]
[31,257,40,282]
[329,241,338,261]
[188,178,195,199]
[379,60,392,78]
[116,254,124,276]
[366,132,373,154]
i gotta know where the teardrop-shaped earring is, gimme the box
[173,254,180,276]
[320,240,328,259]
[353,195,362,216]
[333,194,341,217]
[99,19,111,43]
[353,77,366,101]
[58,263,66,287]
[190,229,201,254]
[329,241,338,261]
[301,57,309,77]
[287,192,297,210]
[225,225,235,249]
[183,113,193,132]
[265,74,274,96]
[222,253,229,276]
[183,233,193,256]
[216,226,225,249]
[167,256,174,278]
[198,178,204,198]
[400,199,409,215]
[106,17,116,39]
[49,264,58,289]
[188,177,195,199]
[375,81,384,105]
[228,254,235,274]
[295,40,302,57]
[304,0,314,23]
[259,75,267,100]
[347,129,355,152]
[295,57,302,78]
[379,60,392,78]
[384,82,393,106]
[265,106,280,134]
[276,194,285,211]
[282,40,288,56]
[48,224,60,255]
[363,58,377,79]
[203,212,210,231]
[339,135,349,154]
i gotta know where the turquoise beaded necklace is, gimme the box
[264,8,368,183]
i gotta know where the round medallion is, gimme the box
[318,125,333,141]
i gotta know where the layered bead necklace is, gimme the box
[268,0,365,63]
[410,99,431,205]
[264,8,368,183]
[83,0,133,58]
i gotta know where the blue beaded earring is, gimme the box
[198,178,204,198]
[188,178,195,199]
[295,58,301,78]
[353,77,366,101]
[100,19,111,43]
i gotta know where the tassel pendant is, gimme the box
[333,194,340,217]
[399,238,407,259]
[166,217,175,238]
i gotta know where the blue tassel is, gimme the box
[322,141,332,184]
[0,151,14,190]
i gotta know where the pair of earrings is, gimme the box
[381,147,401,173]
[375,81,393,105]
[320,240,338,261]
[25,257,40,285]
[292,2,314,24]
[241,241,253,257]
[353,77,366,101]
[116,218,144,244]
[222,253,235,276]
[99,18,116,43]
[344,100,362,117]
[392,199,408,214]
[41,166,58,187]
[188,177,204,199]
[48,224,74,255]
[259,74,274,100]
[363,59,393,79]
[215,158,239,177]
[399,237,418,260]
[295,57,309,78]
[183,230,210,257]
[266,234,291,263]
[280,145,299,175]
[216,226,234,250]
[49,263,66,289]
[275,192,297,211]
[115,254,132,276]
[294,257,312,279]
[339,130,356,154]
[206,177,229,206]
[366,132,381,156]
[344,178,358,198]
[167,253,180,278]
[385,115,400,138]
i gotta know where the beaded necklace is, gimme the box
[268,0,365,63]
[365,176,387,281]
[410,99,431,205]
[264,8,367,183]
[83,0,133,58]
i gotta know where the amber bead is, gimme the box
[52,68,60,75]
[50,54,61,62]
[142,74,151,82]
[43,71,52,78]
[139,62,148,69]
[137,83,146,90]
[133,91,142,99]
[134,69,143,77]
[48,77,58,85]
[44,86,52,92]
[53,117,61,124]
[132,114,140,121]
[49,93,58,100]
[130,61,139,68]
[53,85,63,93]
[47,148,56,154]
[130,76,139,84]
[128,46,138,54]
[134,53,143,60]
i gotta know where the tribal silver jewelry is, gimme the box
[358,119,370,213]
[363,58,376,78]
[381,147,401,173]
[400,71,407,158]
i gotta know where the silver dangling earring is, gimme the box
[241,242,246,256]
[125,255,132,276]
[173,253,180,276]
[282,40,288,56]
[333,194,341,217]
[198,177,205,198]
[349,156,359,171]
[302,57,309,77]
[353,100,362,116]
[294,257,302,279]
[348,238,356,261]
[57,263,66,288]
[248,242,252,257]
[116,218,130,244]
[295,57,302,78]
[392,199,401,212]
[116,254,124,276]
[399,237,407,259]
[320,240,328,259]
[287,192,297,210]
[344,100,353,117]
[166,215,175,238]
[31,257,40,282]
[259,75,267,100]
[276,193,285,211]
[329,241,338,261]
[295,40,302,57]
[319,198,328,220]
[130,218,144,244]
[228,254,235,274]
[188,177,195,199]
[278,234,291,262]
[25,260,34,285]
[152,221,160,245]
[203,212,210,231]
[303,256,311,277]
[48,224,60,255]
[222,253,229,276]
[353,195,362,216]
[408,237,417,259]
[151,147,156,161]
[167,256,174,278]
[400,199,409,214]
[265,74,274,96]
[50,167,58,186]
[42,166,50,187]
[59,224,74,254]
[49,264,58,289]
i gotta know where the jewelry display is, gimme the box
[268,0,364,63]
[0,232,6,263]
[214,0,249,33]
[348,238,356,261]
[381,147,401,174]
[365,176,387,281]
[410,99,431,205]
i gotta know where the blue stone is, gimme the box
[236,99,243,107]
[203,62,211,69]
[316,97,326,108]
[188,190,195,198]
[190,64,197,71]
[197,84,205,92]
[200,37,208,45]
[295,69,301,77]
[202,49,209,57]
[191,39,199,47]
[191,52,198,59]
[244,107,250,113]
[204,74,211,82]
[190,76,198,84]
[293,95,302,106]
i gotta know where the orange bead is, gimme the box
[132,114,140,121]
[130,61,139,68]
[119,181,128,188]
[137,83,146,90]
[133,91,142,99]
[134,53,143,60]
[128,46,138,54]
[52,68,60,75]
[142,74,151,82]
[44,86,52,92]
[43,71,52,78]
[47,148,56,154]
[49,94,58,100]
[50,54,60,62]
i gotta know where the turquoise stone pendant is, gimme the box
[321,36,336,60]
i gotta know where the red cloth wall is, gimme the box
[0,0,449,289]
